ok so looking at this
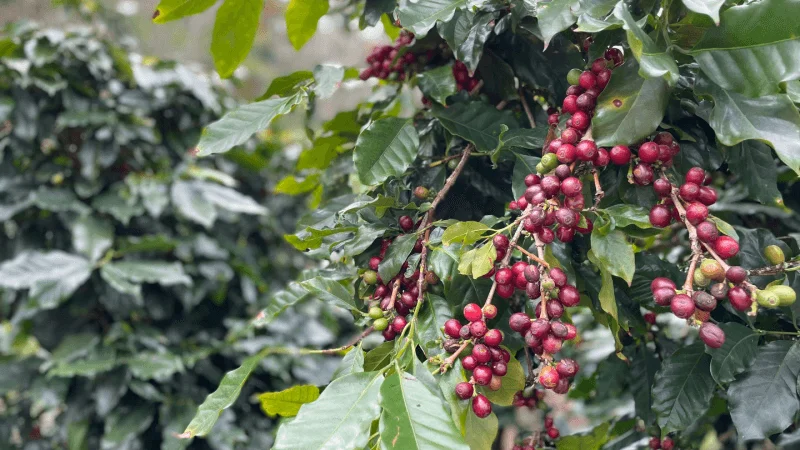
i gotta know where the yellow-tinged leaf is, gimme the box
[258,385,320,417]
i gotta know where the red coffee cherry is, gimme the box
[464,303,483,322]
[649,205,672,228]
[549,268,568,287]
[572,111,590,130]
[661,437,675,450]
[653,287,676,306]
[644,312,657,325]
[696,220,719,243]
[509,312,532,333]
[556,358,579,378]
[562,95,578,114]
[638,142,660,163]
[444,319,462,338]
[649,437,662,449]
[633,163,654,185]
[496,283,515,298]
[651,277,677,291]
[482,304,498,320]
[462,355,478,371]
[484,329,504,347]
[685,167,706,185]
[698,186,717,205]
[685,201,709,225]
[369,256,382,271]
[473,366,493,386]
[542,334,563,353]
[472,394,492,418]
[670,294,695,318]
[556,143,577,163]
[715,236,739,259]
[609,145,631,165]
[493,234,509,250]
[593,148,610,167]
[399,215,414,231]
[578,71,597,89]
[392,316,408,333]
[539,365,560,389]
[726,266,747,284]
[727,286,752,311]
[679,182,700,202]
[699,322,726,348]
[693,291,717,312]
[495,268,513,285]
[596,68,611,89]
[564,323,577,340]
[455,382,474,400]
[469,320,488,338]
[558,285,581,307]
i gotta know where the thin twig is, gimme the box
[483,204,534,307]
[414,228,432,307]
[429,146,472,214]
[318,326,376,355]
[386,278,402,311]
[469,80,484,96]
[514,244,550,268]
[684,252,700,293]
[592,169,604,209]
[520,90,536,128]
[749,261,800,276]
[438,340,471,373]
[533,231,553,363]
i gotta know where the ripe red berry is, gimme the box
[562,95,578,114]
[685,167,706,185]
[470,320,488,338]
[572,111,590,130]
[644,312,657,325]
[685,201,709,225]
[649,205,672,228]
[516,196,528,210]
[539,227,555,244]
[464,303,482,322]
[693,291,717,312]
[472,343,492,363]
[661,438,675,450]
[728,286,752,311]
[558,285,581,307]
[554,164,572,180]
[526,282,541,299]
[492,361,508,376]
[550,268,568,287]
[548,428,560,439]
[473,366,493,385]
[561,127,580,145]
[576,92,596,111]
[539,365,560,389]
[496,283,515,298]
[399,215,414,231]
[382,327,396,340]
[482,304,498,320]
[726,266,747,284]
[525,173,541,187]
[696,220,719,243]
[698,186,717,205]
[548,114,559,125]
[575,140,597,162]
[484,329,503,347]
[392,316,408,333]
[679,182,700,202]
[529,318,551,338]
[444,319,462,338]
[653,287,676,306]
[579,71,596,89]
[638,142,660,163]
[559,178,581,199]
[556,143,577,163]
[369,256,382,270]
[609,145,631,165]
[653,178,672,197]
[699,322,726,348]
[493,234,509,250]
[651,277,676,292]
[462,355,478,371]
[509,201,519,211]
[592,148,609,167]
[455,382,474,400]
[556,358,579,378]
[649,437,662,449]
[495,268,514,286]
[658,145,673,163]
[542,334,563,353]
[472,394,492,418]
[509,312,532,333]
[715,236,739,259]
[633,163,654,185]
[671,294,695,318]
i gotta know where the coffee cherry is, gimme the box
[771,285,797,306]
[725,266,747,284]
[685,167,706,185]
[638,142,660,163]
[392,316,408,333]
[542,334,563,353]
[764,245,786,265]
[558,177,581,198]
[368,306,384,319]
[604,47,623,65]
[756,289,781,308]
[492,360,508,377]
[653,287,676,306]
[554,164,572,180]
[566,68,582,86]
[472,343,492,363]
[578,71,597,89]
[539,365,560,389]
[696,221,719,243]
[464,303,483,322]
[698,186,717,205]
[653,178,672,197]
[700,259,725,281]
[572,111,590,130]
[592,148,609,167]
[539,227,555,244]
[556,143,577,163]
[684,201,708,225]
[482,305,498,321]
[497,283,515,298]
[473,365,493,385]
[462,355,478,371]
[444,319,462,338]
[509,313,532,332]
[373,317,389,331]
[596,68,611,89]
[562,95,579,114]
[649,205,672,228]
[609,145,631,165]
[400,291,416,308]
[382,327,396,340]
[472,394,492,418]
[484,329,503,347]
[455,382,474,400]
[399,215,414,232]
[661,437,675,450]
[556,358,579,378]
[648,436,661,449]
[363,269,379,285]
[560,127,580,145]
[529,318,551,339]
[549,268,568,288]
[651,277,676,292]
[679,182,700,202]
[557,285,580,307]
[576,93,596,111]
[644,312,657,325]
[369,256,382,271]
[693,291,717,312]
[671,294,695,318]
[710,282,728,300]
[633,163,654,185]
[715,236,739,259]
[727,286,752,311]
[495,268,514,286]
[413,186,429,199]
[470,320,488,338]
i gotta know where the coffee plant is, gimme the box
[0,22,359,449]
[80,0,800,447]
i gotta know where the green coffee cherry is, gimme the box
[699,259,725,282]
[567,68,582,86]
[769,285,797,306]
[447,159,459,170]
[764,245,786,265]
[368,306,383,319]
[756,289,781,308]
[542,153,559,171]
[541,278,556,291]
[363,270,378,285]
[536,162,546,174]
[693,268,710,287]
[373,318,389,331]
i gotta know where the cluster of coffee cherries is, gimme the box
[649,436,675,450]
[452,60,479,92]
[511,414,561,449]
[359,31,418,81]
[364,215,438,340]
[612,132,683,186]
[445,303,510,418]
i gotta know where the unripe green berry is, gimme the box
[447,159,459,170]
[541,278,555,291]
[764,245,786,265]
[373,318,389,331]
[769,285,797,306]
[756,289,781,308]
[536,162,546,174]
[693,268,710,287]
[567,68,582,86]
[542,153,559,171]
[368,306,384,319]
[363,270,378,285]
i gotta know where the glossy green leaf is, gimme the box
[416,294,454,357]
[70,215,113,263]
[285,0,329,50]
[273,372,384,449]
[465,410,498,450]
[312,64,344,99]
[652,343,715,434]
[706,323,759,384]
[478,353,525,406]
[728,340,800,440]
[556,422,610,450]
[432,101,518,152]
[363,0,395,27]
[398,0,467,36]
[258,385,320,417]
[378,233,418,282]
[511,153,541,199]
[537,0,579,48]
[586,250,619,323]
[275,174,321,195]
[379,372,469,450]
[604,204,651,229]
[697,76,800,174]
[364,341,396,372]
[180,349,267,438]
[458,242,496,279]
[354,117,419,186]
[152,0,217,23]
[681,0,724,24]
[253,282,312,327]
[692,0,800,97]
[453,11,493,72]
[211,0,264,78]
[726,141,783,206]
[126,352,185,381]
[591,229,634,285]
[613,2,679,84]
[592,57,669,147]
[332,346,365,380]
[0,251,92,301]
[300,276,357,311]
[262,70,314,98]
[101,260,191,297]
[416,64,457,105]
[631,343,660,425]
[442,221,492,246]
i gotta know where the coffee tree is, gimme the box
[156,0,800,448]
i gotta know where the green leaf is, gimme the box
[591,229,635,285]
[354,117,419,186]
[416,64,457,105]
[726,141,783,206]
[696,76,800,174]
[728,340,800,440]
[652,343,715,434]
[102,404,155,448]
[273,372,384,449]
[511,153,542,199]
[332,346,365,380]
[537,0,579,48]
[458,242,497,279]
[478,352,525,406]
[398,0,467,36]
[586,251,619,323]
[180,349,268,438]
[706,323,759,384]
[631,343,660,425]
[262,70,314,98]
[431,100,519,152]
[313,64,345,99]
[592,57,669,147]
[33,187,89,214]
[285,0,329,50]
[211,0,264,78]
[556,422,610,450]
[71,216,113,263]
[708,216,738,241]
[604,204,651,229]
[152,0,217,23]
[0,251,92,300]
[49,333,100,365]
[364,341,396,372]
[300,276,357,311]
[275,174,321,195]
[378,233,418,282]
[253,282,312,327]
[126,352,185,381]
[100,260,191,297]
[465,410,498,450]
[442,221,492,246]
[681,0,724,24]
[453,11,494,72]
[612,2,679,84]
[258,385,320,417]
[416,294,454,357]
[379,372,469,450]
[197,91,305,156]
[363,0,395,27]
[691,0,800,96]
[48,347,117,378]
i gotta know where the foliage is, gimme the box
[0,22,353,449]
[112,0,800,448]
